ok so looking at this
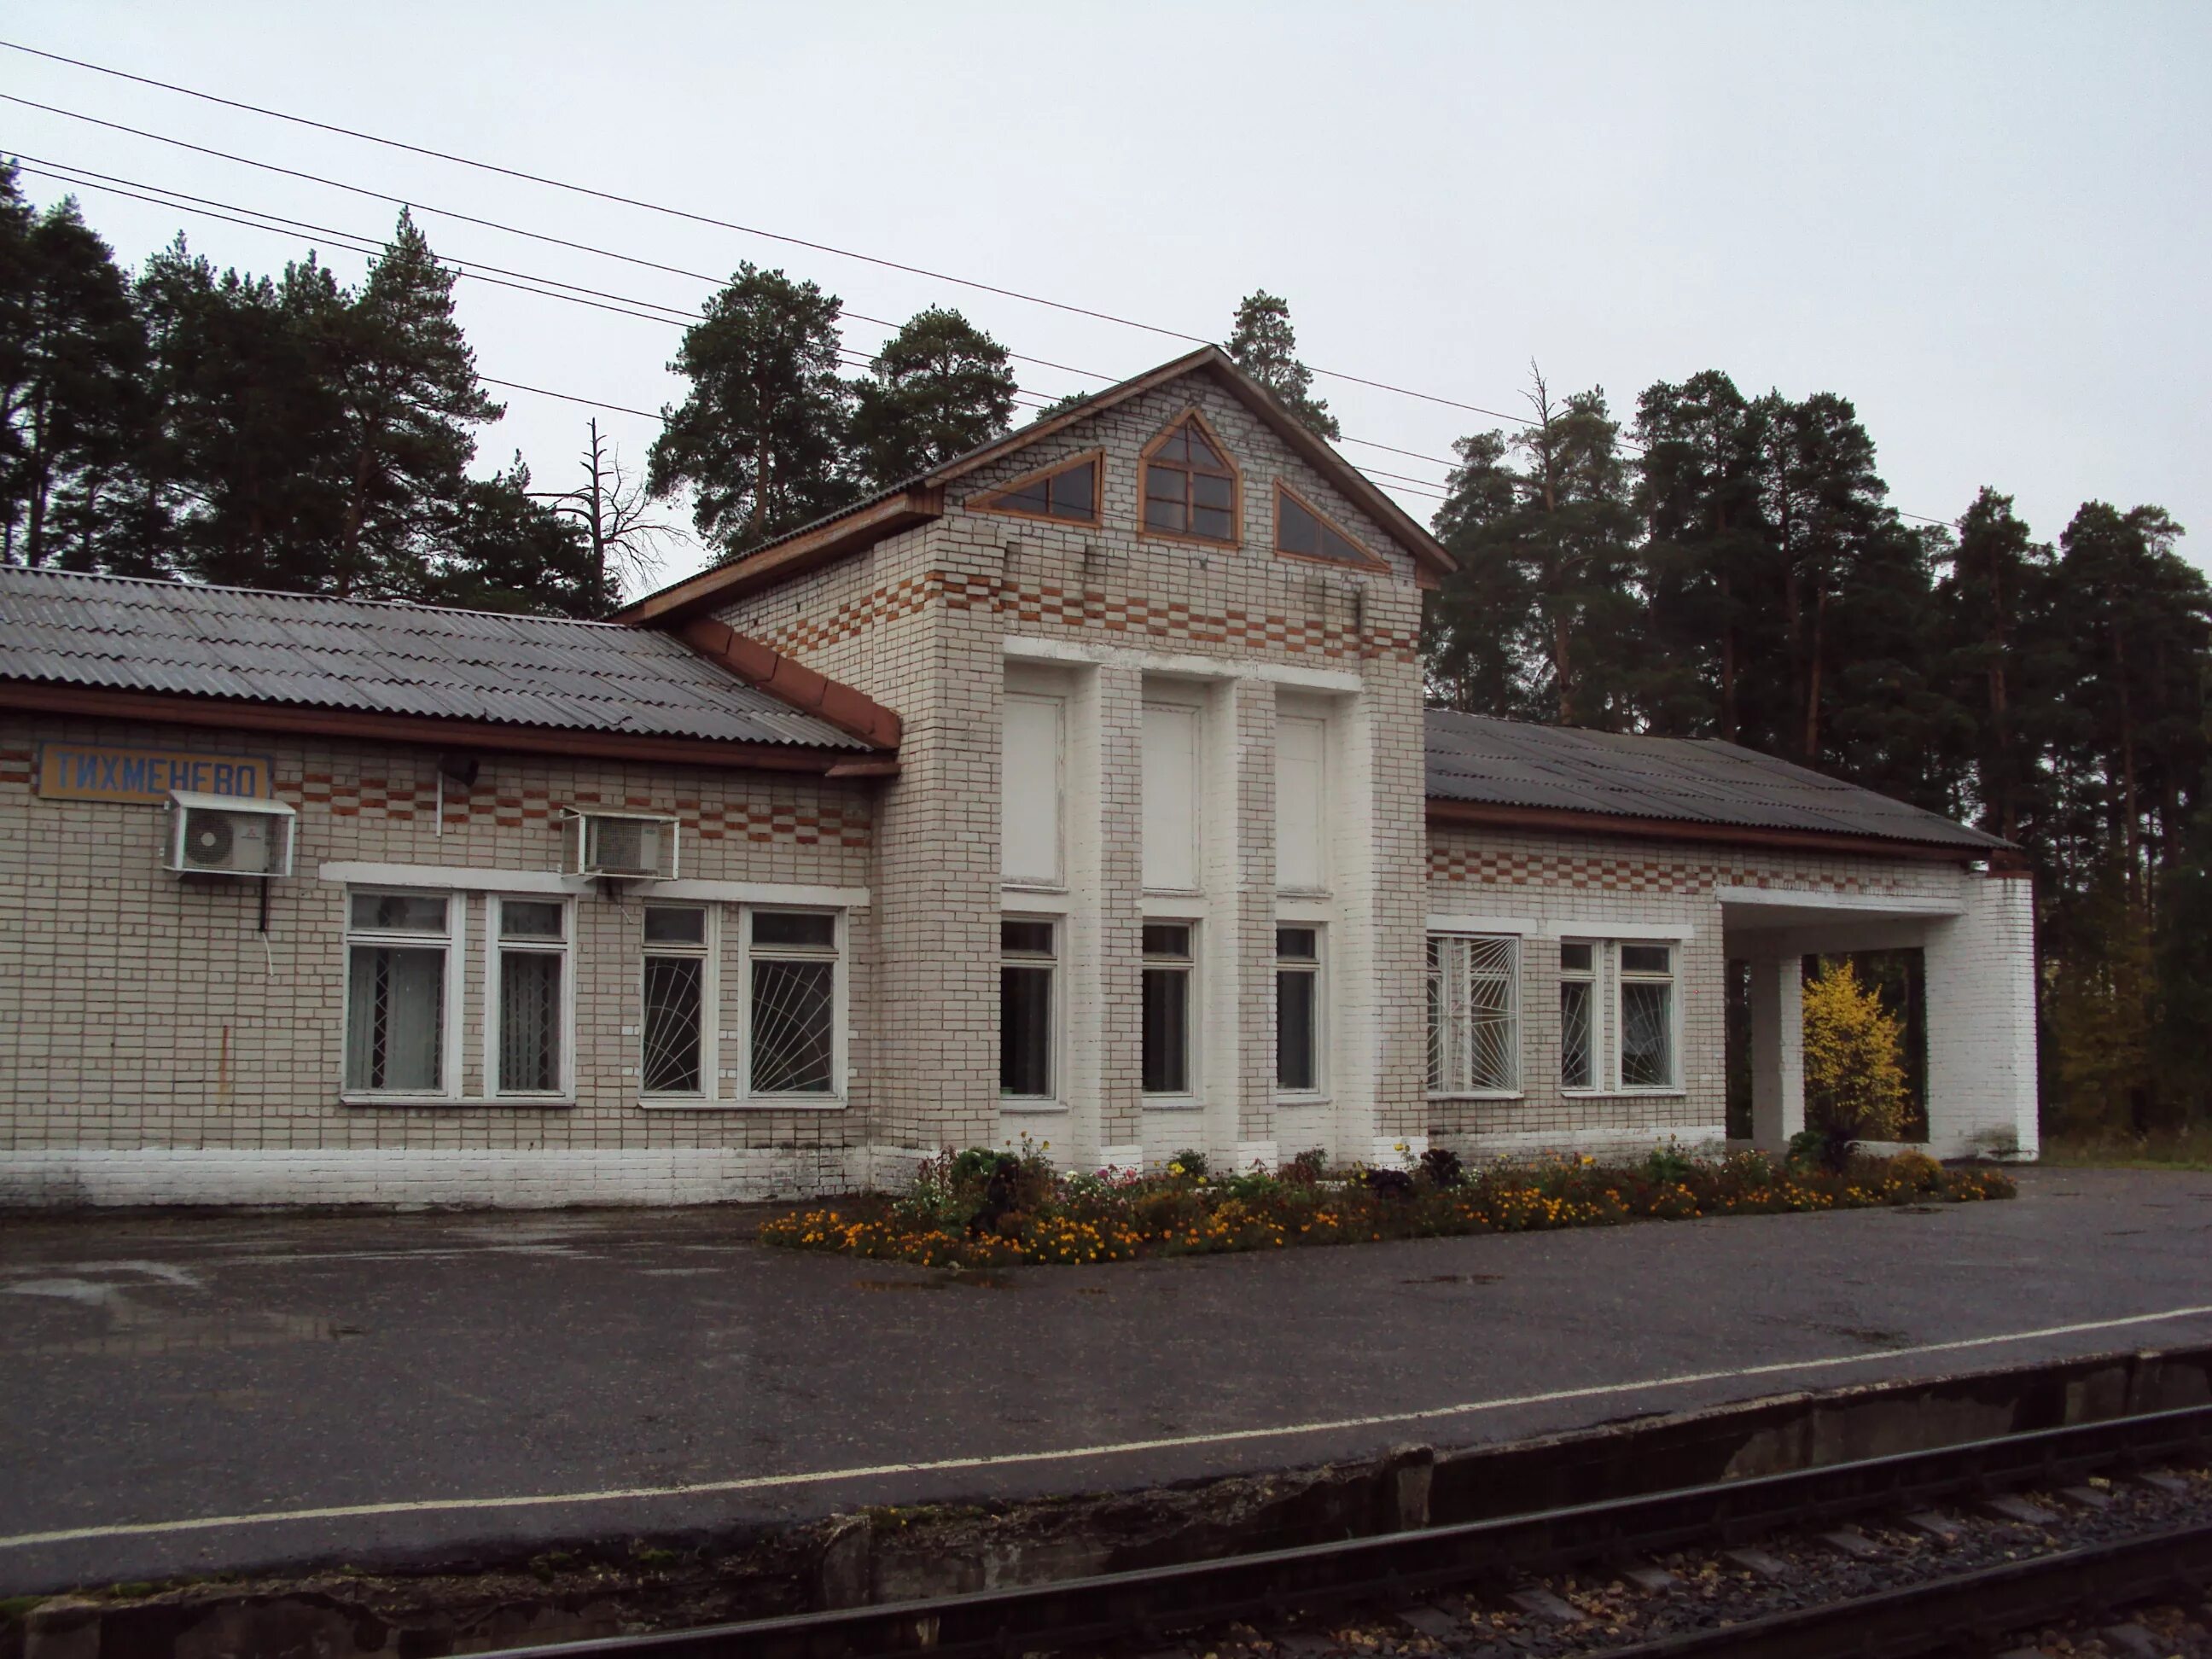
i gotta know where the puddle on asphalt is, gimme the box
[6,1271,363,1356]
[1400,1272,1503,1285]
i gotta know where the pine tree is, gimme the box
[0,172,162,573]
[1426,368,1642,727]
[432,455,598,619]
[1226,290,1339,439]
[849,306,1016,489]
[648,263,852,555]
[326,210,502,598]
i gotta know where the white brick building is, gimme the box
[0,349,2035,1208]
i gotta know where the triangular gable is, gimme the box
[618,346,1454,625]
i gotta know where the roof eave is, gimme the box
[1423,796,2003,862]
[0,680,889,777]
[616,486,944,626]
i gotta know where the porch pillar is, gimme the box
[1749,954,1804,1151]
[1924,870,2040,1159]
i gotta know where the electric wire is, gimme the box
[0,49,1970,527]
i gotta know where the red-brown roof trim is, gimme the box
[672,619,901,750]
[0,682,892,777]
[620,487,942,626]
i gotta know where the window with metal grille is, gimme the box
[1142,922,1196,1096]
[642,905,711,1097]
[343,890,452,1097]
[1427,933,1520,1095]
[1561,940,1597,1090]
[1142,415,1237,543]
[1276,926,1322,1094]
[1618,943,1678,1088]
[748,911,838,1096]
[493,898,568,1097]
[1000,918,1056,1099]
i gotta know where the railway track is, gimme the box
[482,1402,2212,1659]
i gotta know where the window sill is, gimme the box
[1273,1093,1331,1107]
[1560,1088,1687,1100]
[1142,1097,1204,1112]
[342,1095,574,1109]
[635,1097,846,1112]
[1427,1091,1525,1103]
[998,1100,1068,1115]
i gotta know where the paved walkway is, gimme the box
[2,1167,2209,1593]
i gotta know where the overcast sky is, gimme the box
[8,2,2206,592]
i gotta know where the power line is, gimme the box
[0,41,1566,428]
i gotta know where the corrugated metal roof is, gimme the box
[0,568,868,750]
[1424,707,2005,851]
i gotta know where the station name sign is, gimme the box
[36,742,277,804]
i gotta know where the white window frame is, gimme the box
[639,902,719,1103]
[1141,918,1201,1103]
[340,887,465,1103]
[1274,923,1327,1101]
[1427,932,1522,1099]
[1560,938,1685,1096]
[1614,940,1682,1093]
[998,914,1060,1106]
[484,894,576,1103]
[736,906,847,1106]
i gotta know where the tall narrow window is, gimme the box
[1000,919,1056,1099]
[493,898,568,1096]
[1002,692,1065,886]
[642,905,711,1097]
[1142,700,1200,891]
[1618,944,1678,1088]
[1142,923,1195,1095]
[1560,940,1597,1090]
[976,451,1101,525]
[1275,713,1327,892]
[1276,926,1321,1094]
[748,911,838,1096]
[1274,483,1373,567]
[344,891,452,1096]
[1142,415,1237,543]
[1427,933,1519,1094]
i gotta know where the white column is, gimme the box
[1749,954,1804,1150]
[1924,872,2040,1159]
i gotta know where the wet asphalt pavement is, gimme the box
[1,1166,2208,1594]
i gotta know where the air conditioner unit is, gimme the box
[563,810,679,881]
[165,792,297,878]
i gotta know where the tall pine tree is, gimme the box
[849,306,1016,488]
[1226,290,1339,439]
[649,263,852,555]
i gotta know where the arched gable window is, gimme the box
[974,451,1102,526]
[1274,482,1381,569]
[1141,412,1240,544]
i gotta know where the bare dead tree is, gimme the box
[533,420,680,614]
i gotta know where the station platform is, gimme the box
[3,1165,2208,1593]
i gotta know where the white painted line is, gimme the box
[3,1302,2209,1553]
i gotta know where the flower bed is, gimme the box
[759,1144,2015,1270]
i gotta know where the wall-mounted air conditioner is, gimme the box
[165,791,297,878]
[562,810,680,881]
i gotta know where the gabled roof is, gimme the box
[1425,708,2006,854]
[617,346,1457,626]
[0,567,899,771]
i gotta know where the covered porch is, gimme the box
[1722,873,2038,1160]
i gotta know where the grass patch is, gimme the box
[761,1144,2015,1269]
[2038,1127,2212,1171]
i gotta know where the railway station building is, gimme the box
[0,348,2039,1207]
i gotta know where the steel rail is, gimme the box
[476,1402,2212,1659]
[1602,1519,2212,1656]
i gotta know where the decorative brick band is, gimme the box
[757,570,1420,664]
[281,777,871,847]
[1429,842,1908,898]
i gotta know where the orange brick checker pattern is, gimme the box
[286,772,871,847]
[1429,840,1912,897]
[750,568,1423,666]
